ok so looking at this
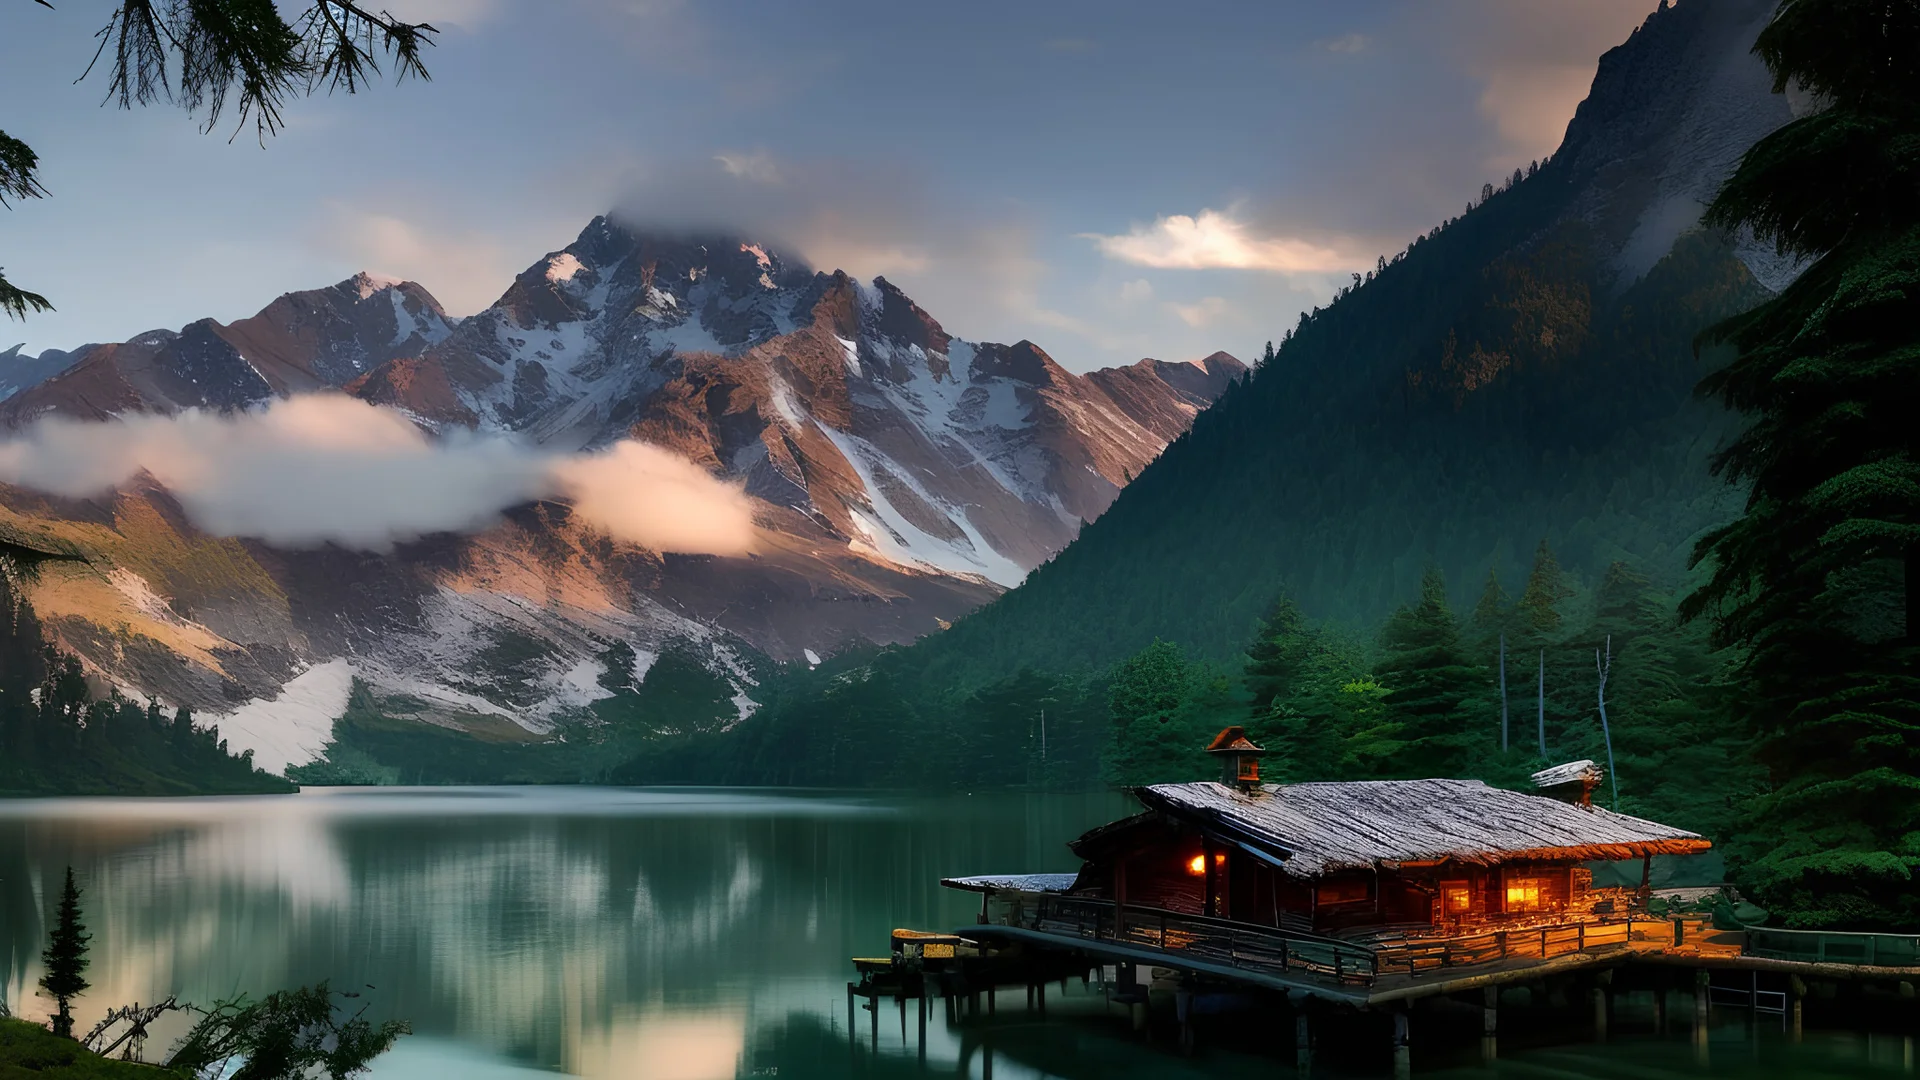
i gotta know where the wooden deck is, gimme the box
[968,892,1889,1006]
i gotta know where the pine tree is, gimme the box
[1517,539,1574,637]
[1374,567,1489,777]
[1104,640,1208,785]
[1243,593,1317,716]
[1682,0,1920,929]
[39,866,90,1039]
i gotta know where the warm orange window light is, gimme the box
[1441,882,1472,914]
[1505,878,1544,912]
[1187,854,1206,876]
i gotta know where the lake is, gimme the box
[0,788,1911,1078]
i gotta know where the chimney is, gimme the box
[1530,759,1604,807]
[1205,726,1267,792]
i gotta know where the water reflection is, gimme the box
[0,787,1128,1077]
[3,789,1916,1079]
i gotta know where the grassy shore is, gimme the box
[0,1019,181,1078]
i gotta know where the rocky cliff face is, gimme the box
[0,226,1239,770]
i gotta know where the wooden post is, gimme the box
[1296,1013,1312,1073]
[870,989,878,1050]
[1037,979,1047,1016]
[1392,1009,1411,1079]
[917,993,927,1065]
[1653,987,1667,1034]
[1592,986,1608,1041]
[1791,975,1806,1042]
[988,986,995,1016]
[1176,987,1195,1056]
[978,892,990,926]
[1482,985,1499,1061]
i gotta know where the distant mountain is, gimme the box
[1,273,453,422]
[908,0,1795,686]
[0,232,1238,770]
[0,343,95,403]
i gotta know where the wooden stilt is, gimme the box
[1296,1013,1312,1073]
[1176,988,1194,1056]
[1653,988,1667,1034]
[1392,1010,1411,1080]
[1592,987,1609,1041]
[917,993,927,1065]
[1482,985,1498,1061]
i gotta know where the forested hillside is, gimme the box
[0,563,294,796]
[904,0,1786,682]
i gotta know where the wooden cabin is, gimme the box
[1039,730,1708,940]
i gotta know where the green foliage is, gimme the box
[1682,0,1920,929]
[38,868,90,1040]
[164,983,409,1080]
[1103,641,1220,785]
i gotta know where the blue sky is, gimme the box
[1,0,1657,370]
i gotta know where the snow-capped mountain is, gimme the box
[0,223,1239,768]
[348,219,1244,584]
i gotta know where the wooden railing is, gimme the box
[1371,919,1632,976]
[998,895,1643,987]
[1745,926,1920,967]
[1015,895,1380,985]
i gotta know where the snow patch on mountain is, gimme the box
[208,659,355,774]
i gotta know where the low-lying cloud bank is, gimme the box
[0,394,756,554]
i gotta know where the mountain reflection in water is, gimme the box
[0,788,1911,1079]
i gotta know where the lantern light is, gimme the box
[1187,854,1206,876]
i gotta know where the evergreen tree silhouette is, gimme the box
[39,866,90,1039]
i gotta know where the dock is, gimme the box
[853,735,1920,1071]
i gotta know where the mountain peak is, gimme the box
[346,271,408,300]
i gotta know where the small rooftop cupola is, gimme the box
[1531,759,1605,807]
[1205,726,1267,792]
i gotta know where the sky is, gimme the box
[0,0,1660,372]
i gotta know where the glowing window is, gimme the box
[1505,878,1544,912]
[1187,854,1206,876]
[1440,882,1472,915]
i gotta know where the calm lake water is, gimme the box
[0,787,1912,1079]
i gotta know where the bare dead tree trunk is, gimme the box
[1499,633,1509,752]
[1597,635,1618,810]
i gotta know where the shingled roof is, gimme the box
[1133,779,1709,877]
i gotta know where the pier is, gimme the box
[853,732,1920,1070]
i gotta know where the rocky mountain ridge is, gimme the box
[0,227,1240,771]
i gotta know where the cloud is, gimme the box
[1429,0,1659,168]
[611,152,1054,340]
[1119,279,1154,303]
[1083,209,1353,273]
[715,151,782,184]
[1316,33,1370,54]
[1170,296,1230,328]
[313,206,520,317]
[0,395,754,554]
